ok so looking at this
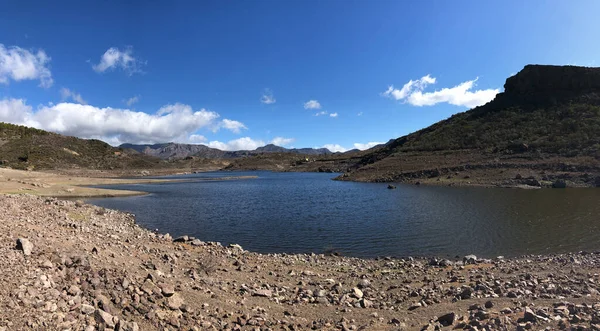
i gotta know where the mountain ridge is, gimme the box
[119,142,332,160]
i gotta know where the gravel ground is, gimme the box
[1,194,600,330]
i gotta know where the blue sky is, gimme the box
[1,1,599,151]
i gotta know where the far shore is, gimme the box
[0,167,257,198]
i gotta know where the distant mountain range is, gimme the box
[119,143,332,160]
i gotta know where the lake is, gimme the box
[87,171,600,258]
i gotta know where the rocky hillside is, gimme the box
[0,123,162,171]
[337,65,600,187]
[120,143,332,160]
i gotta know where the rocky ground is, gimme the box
[1,194,600,330]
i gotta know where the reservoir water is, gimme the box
[87,171,600,258]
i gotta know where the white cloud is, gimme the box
[304,100,321,110]
[92,47,143,75]
[0,98,32,124]
[207,137,265,151]
[314,111,328,116]
[219,119,247,134]
[329,112,338,118]
[125,95,140,106]
[270,137,295,146]
[0,98,222,145]
[0,44,53,88]
[357,112,363,116]
[260,88,276,104]
[59,87,87,105]
[382,75,499,108]
[188,134,207,144]
[353,142,383,150]
[322,144,347,153]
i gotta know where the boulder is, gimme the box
[387,184,396,190]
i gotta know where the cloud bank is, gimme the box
[383,75,499,108]
[0,98,219,145]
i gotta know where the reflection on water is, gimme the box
[88,171,600,258]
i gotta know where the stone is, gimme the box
[141,279,160,295]
[80,304,95,315]
[67,285,80,296]
[485,300,494,309]
[16,238,33,255]
[314,289,327,297]
[437,312,456,326]
[95,309,117,329]
[357,279,371,288]
[41,260,54,269]
[460,287,473,299]
[352,287,363,299]
[463,254,477,264]
[167,293,184,310]
[522,307,538,323]
[173,235,189,242]
[229,243,244,251]
[359,298,373,308]
[252,289,272,297]
[121,321,140,331]
[190,239,203,246]
[160,283,175,297]
[387,184,396,189]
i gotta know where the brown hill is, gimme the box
[336,65,600,187]
[0,122,163,171]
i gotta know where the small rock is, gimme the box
[252,289,272,297]
[437,312,456,326]
[485,300,494,309]
[463,254,477,264]
[167,293,184,310]
[160,283,175,297]
[95,309,117,329]
[80,304,95,315]
[352,287,363,299]
[360,298,373,308]
[357,279,371,288]
[16,238,33,255]
[190,239,203,246]
[173,235,189,243]
[67,285,80,296]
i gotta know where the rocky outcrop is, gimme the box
[504,65,600,96]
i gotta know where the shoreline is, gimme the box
[1,194,599,330]
[0,167,257,198]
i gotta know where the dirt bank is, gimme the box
[1,194,600,330]
[0,168,256,198]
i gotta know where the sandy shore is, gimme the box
[0,194,599,330]
[0,168,256,198]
